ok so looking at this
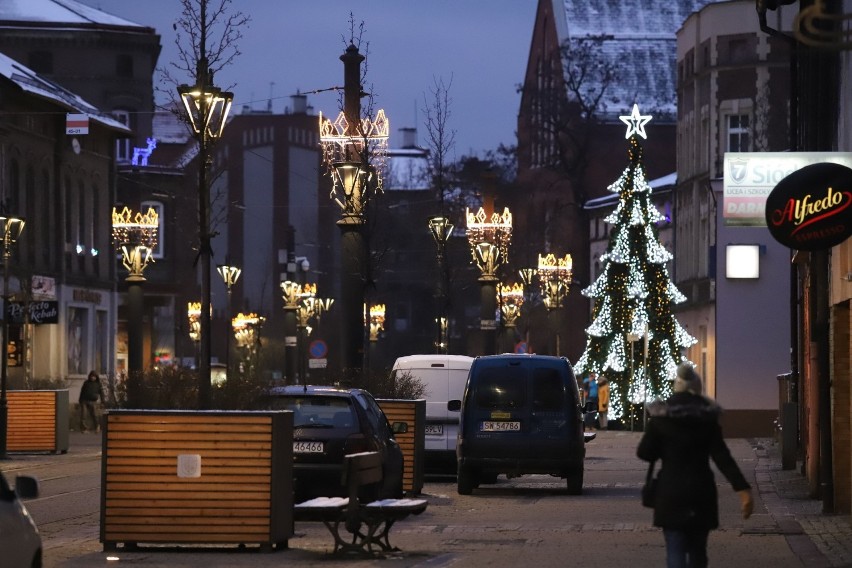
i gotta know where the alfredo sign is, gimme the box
[724,152,852,227]
[765,162,852,250]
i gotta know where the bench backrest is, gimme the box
[343,451,382,497]
[343,451,382,533]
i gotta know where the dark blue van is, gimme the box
[453,354,593,495]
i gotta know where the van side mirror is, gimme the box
[447,400,461,412]
[391,421,408,434]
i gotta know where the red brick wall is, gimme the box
[832,300,851,513]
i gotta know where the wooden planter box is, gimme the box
[377,399,425,494]
[7,390,69,453]
[101,410,293,551]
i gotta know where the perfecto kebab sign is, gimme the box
[765,161,852,250]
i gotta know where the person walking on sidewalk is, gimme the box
[637,362,753,568]
[79,370,104,433]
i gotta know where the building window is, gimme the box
[113,110,131,163]
[727,114,750,152]
[28,51,53,74]
[141,200,164,259]
[116,54,134,78]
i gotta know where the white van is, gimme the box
[391,354,473,472]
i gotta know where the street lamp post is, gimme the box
[537,253,573,356]
[428,216,453,354]
[217,264,241,382]
[465,206,512,356]
[111,207,158,405]
[178,7,233,408]
[232,312,263,378]
[319,43,388,385]
[0,215,25,458]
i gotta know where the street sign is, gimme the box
[309,339,328,359]
[309,358,327,369]
[66,113,89,135]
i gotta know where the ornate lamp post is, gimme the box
[280,280,302,385]
[0,215,25,458]
[368,304,386,342]
[319,43,388,384]
[187,301,201,369]
[537,253,573,356]
[466,206,512,355]
[217,264,241,382]
[231,312,263,377]
[112,207,158,387]
[178,7,233,408]
[428,215,453,353]
[296,284,317,385]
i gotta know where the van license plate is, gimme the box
[293,441,324,453]
[425,425,443,435]
[481,421,520,432]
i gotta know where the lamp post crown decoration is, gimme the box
[112,206,159,281]
[319,108,389,214]
[466,206,513,277]
[187,302,201,342]
[497,282,525,328]
[537,253,573,311]
[368,303,386,342]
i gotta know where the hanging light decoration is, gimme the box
[497,282,525,328]
[465,207,513,278]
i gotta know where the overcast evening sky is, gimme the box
[78,1,535,157]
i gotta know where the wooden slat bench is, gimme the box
[293,451,428,554]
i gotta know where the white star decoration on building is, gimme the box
[619,103,653,139]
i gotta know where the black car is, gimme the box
[267,385,405,502]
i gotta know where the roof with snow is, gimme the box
[0,50,129,132]
[0,0,149,31]
[385,148,430,191]
[553,0,715,121]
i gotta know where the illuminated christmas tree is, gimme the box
[574,104,696,421]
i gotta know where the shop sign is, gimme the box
[8,301,60,324]
[765,162,852,250]
[723,152,852,226]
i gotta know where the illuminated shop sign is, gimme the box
[765,162,852,250]
[723,152,852,227]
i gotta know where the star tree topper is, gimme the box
[619,103,652,139]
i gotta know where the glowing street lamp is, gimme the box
[368,304,386,342]
[0,215,24,458]
[217,264,241,382]
[428,215,453,353]
[318,42,389,384]
[537,253,573,355]
[466,206,512,355]
[177,4,234,408]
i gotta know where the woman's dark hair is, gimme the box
[87,370,99,380]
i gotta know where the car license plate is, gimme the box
[481,421,521,432]
[425,424,443,435]
[293,441,324,453]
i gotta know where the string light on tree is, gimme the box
[574,104,696,421]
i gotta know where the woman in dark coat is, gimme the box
[637,363,753,567]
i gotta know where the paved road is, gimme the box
[2,430,851,567]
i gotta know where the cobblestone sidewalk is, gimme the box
[752,438,852,568]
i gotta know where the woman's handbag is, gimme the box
[641,461,657,508]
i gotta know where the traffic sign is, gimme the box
[309,339,328,359]
[515,341,528,354]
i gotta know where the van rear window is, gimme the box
[475,367,526,408]
[532,367,565,410]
